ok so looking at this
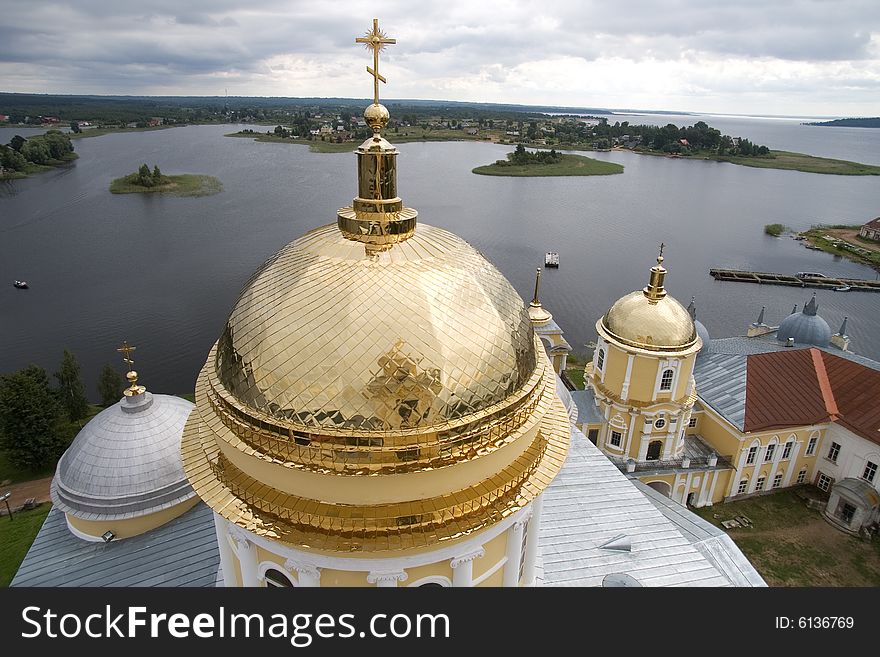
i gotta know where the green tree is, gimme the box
[55,350,90,422]
[0,366,66,469]
[21,139,50,164]
[152,165,162,184]
[137,163,153,187]
[9,135,25,152]
[70,121,81,134]
[97,364,123,407]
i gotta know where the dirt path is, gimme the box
[0,476,52,516]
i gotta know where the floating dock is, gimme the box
[709,269,880,293]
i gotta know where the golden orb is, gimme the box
[364,102,390,132]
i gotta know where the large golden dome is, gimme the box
[181,80,569,552]
[216,223,536,431]
[598,251,700,353]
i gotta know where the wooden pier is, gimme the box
[709,269,880,293]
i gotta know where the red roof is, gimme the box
[744,349,880,444]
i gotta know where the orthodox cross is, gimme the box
[117,340,136,372]
[356,18,396,104]
[658,242,665,261]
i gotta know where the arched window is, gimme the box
[659,368,674,391]
[264,568,294,587]
[597,348,605,371]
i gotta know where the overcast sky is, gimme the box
[1,1,878,117]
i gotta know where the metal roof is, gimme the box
[537,429,740,587]
[52,392,196,520]
[633,481,766,587]
[832,478,880,508]
[570,389,604,426]
[692,352,749,430]
[11,503,220,587]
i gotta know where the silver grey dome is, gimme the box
[51,392,195,520]
[695,320,711,353]
[776,295,831,347]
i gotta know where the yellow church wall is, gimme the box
[694,408,742,457]
[471,530,508,585]
[66,496,200,540]
[244,521,510,587]
[597,343,630,392]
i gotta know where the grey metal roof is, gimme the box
[707,336,880,372]
[633,481,766,587]
[52,392,196,520]
[692,352,749,430]
[570,388,604,426]
[537,429,739,587]
[11,503,220,587]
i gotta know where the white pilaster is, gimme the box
[228,526,259,587]
[213,514,237,587]
[621,354,635,401]
[707,470,719,505]
[783,441,802,486]
[450,548,485,587]
[503,518,527,587]
[522,495,543,586]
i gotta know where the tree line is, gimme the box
[0,130,75,173]
[0,353,124,470]
[494,143,562,166]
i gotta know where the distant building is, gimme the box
[148,117,164,127]
[859,217,880,241]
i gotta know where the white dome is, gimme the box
[51,393,195,520]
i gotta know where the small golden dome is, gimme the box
[598,246,699,352]
[600,290,698,352]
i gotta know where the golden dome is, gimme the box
[180,22,569,553]
[600,291,698,351]
[181,223,569,551]
[598,248,699,353]
[216,222,537,431]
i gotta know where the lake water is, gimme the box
[1,120,879,399]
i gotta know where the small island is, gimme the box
[0,130,78,180]
[110,164,222,197]
[473,144,624,177]
[802,117,880,129]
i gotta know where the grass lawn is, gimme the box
[565,368,585,390]
[110,173,223,197]
[713,150,880,175]
[693,489,880,586]
[473,153,624,176]
[0,503,51,587]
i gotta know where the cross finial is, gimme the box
[117,340,136,372]
[658,242,665,264]
[356,18,396,105]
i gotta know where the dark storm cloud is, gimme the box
[0,0,877,113]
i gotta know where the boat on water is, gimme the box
[795,271,827,279]
[13,280,28,289]
[835,285,852,292]
[545,252,559,268]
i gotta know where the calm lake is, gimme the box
[1,117,879,399]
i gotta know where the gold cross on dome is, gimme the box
[657,242,665,263]
[356,18,396,105]
[117,340,136,372]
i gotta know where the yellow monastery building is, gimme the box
[568,254,880,536]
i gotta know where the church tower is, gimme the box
[586,247,701,463]
[180,19,569,588]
